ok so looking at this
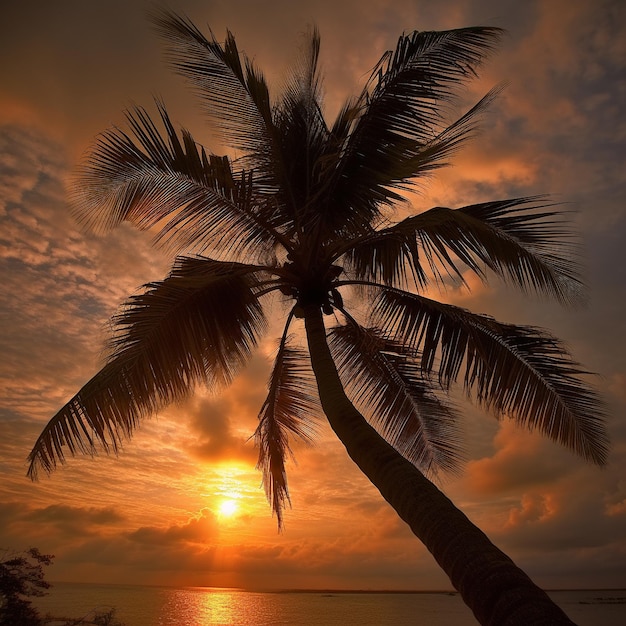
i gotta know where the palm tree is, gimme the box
[28,11,607,625]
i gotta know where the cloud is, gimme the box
[442,416,626,585]
[26,504,125,527]
[0,123,172,423]
[497,472,626,554]
[0,500,126,548]
[182,355,272,464]
[129,508,219,545]
[461,422,575,495]
[185,406,258,464]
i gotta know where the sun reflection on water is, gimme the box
[164,587,268,625]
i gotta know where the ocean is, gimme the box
[33,583,626,625]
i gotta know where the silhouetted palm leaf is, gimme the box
[28,257,267,477]
[329,323,462,474]
[151,10,275,163]
[322,28,503,232]
[344,196,584,304]
[372,289,608,464]
[402,197,583,302]
[255,329,319,527]
[273,27,337,235]
[72,103,280,259]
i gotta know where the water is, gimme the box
[34,583,626,625]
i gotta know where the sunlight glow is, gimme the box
[199,463,270,526]
[218,499,238,517]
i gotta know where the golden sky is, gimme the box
[1,0,625,591]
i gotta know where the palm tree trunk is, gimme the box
[303,306,576,626]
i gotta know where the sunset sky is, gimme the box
[1,0,625,592]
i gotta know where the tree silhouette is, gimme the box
[0,548,52,626]
[28,11,607,625]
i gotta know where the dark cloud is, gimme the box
[0,500,125,550]
[26,504,125,527]
[129,508,219,545]
[185,401,258,463]
[182,355,272,464]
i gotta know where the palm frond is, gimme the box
[28,257,267,479]
[281,25,324,120]
[328,322,463,475]
[150,10,275,167]
[255,327,320,529]
[340,218,426,289]
[363,26,502,134]
[153,10,329,241]
[393,197,585,303]
[397,86,502,179]
[321,27,503,231]
[72,102,279,258]
[371,289,609,465]
[273,26,333,231]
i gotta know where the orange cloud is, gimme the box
[505,492,559,529]
[461,421,572,496]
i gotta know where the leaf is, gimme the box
[396,197,585,304]
[322,27,503,232]
[329,322,463,475]
[341,224,426,289]
[255,331,319,529]
[372,289,609,465]
[28,258,267,478]
[272,26,334,234]
[151,9,274,159]
[72,102,278,258]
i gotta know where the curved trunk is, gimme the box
[303,306,575,626]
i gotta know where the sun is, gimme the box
[218,499,239,518]
[203,464,256,521]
